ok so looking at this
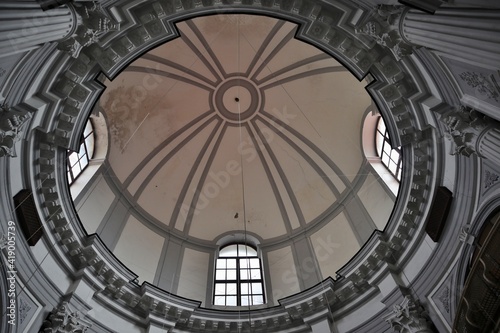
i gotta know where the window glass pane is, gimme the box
[377,118,386,133]
[226,296,237,306]
[78,143,87,158]
[220,245,238,257]
[241,245,257,256]
[389,161,398,175]
[382,153,390,166]
[214,296,226,306]
[376,134,384,156]
[250,258,260,268]
[390,149,400,161]
[250,269,261,280]
[215,270,225,280]
[252,283,262,294]
[69,153,78,166]
[226,258,236,268]
[241,283,249,294]
[80,154,89,168]
[216,259,226,269]
[72,163,82,176]
[226,269,237,280]
[241,296,250,306]
[252,295,264,305]
[383,142,391,155]
[84,120,93,136]
[226,283,237,295]
[240,258,250,269]
[240,269,249,280]
[215,283,226,295]
[85,136,95,158]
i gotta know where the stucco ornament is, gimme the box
[385,296,433,333]
[438,106,489,157]
[355,5,413,60]
[0,105,30,158]
[40,301,91,333]
[58,2,118,58]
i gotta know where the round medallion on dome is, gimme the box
[214,77,261,123]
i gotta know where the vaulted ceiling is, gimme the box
[81,14,399,292]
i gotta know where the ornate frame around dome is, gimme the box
[26,0,439,330]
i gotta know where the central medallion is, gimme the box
[213,77,261,123]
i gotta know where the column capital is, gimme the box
[436,105,490,157]
[0,105,31,158]
[384,296,433,333]
[58,1,119,58]
[40,301,92,333]
[355,5,414,61]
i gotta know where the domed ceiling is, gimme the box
[98,14,380,245]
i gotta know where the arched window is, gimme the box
[376,118,402,181]
[67,120,95,185]
[214,244,265,306]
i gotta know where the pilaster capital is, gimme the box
[355,5,414,60]
[58,1,119,58]
[436,105,492,157]
[40,301,92,333]
[384,296,433,333]
[0,105,30,158]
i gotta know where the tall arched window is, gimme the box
[67,119,95,185]
[376,118,402,181]
[214,244,265,306]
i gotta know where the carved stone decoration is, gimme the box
[484,170,499,189]
[19,297,32,325]
[40,301,91,333]
[459,71,500,102]
[436,105,489,157]
[0,105,30,158]
[58,2,118,58]
[437,286,450,314]
[355,5,414,60]
[384,296,433,333]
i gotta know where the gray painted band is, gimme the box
[183,122,228,234]
[251,120,306,227]
[245,122,293,234]
[185,20,227,79]
[245,20,286,78]
[170,119,224,229]
[255,115,341,198]
[142,53,218,87]
[133,115,220,200]
[125,66,213,92]
[255,53,333,86]
[260,110,352,187]
[250,28,296,82]
[260,66,348,91]
[123,110,214,188]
